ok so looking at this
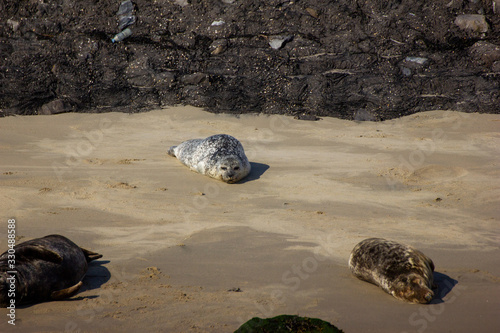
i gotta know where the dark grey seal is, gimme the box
[168,134,251,183]
[0,234,102,306]
[348,238,435,304]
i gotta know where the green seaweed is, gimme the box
[234,314,344,333]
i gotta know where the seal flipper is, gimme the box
[80,248,103,263]
[167,146,177,157]
[15,245,63,263]
[50,281,83,300]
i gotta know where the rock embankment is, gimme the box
[1,0,499,119]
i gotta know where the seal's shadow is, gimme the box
[65,260,111,302]
[430,271,458,304]
[80,260,111,292]
[240,162,269,183]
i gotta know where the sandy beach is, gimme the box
[1,106,499,332]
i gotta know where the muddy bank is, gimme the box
[1,0,499,119]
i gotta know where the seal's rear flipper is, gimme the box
[167,146,177,157]
[51,281,83,300]
[15,245,63,263]
[80,248,103,263]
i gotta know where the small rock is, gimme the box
[39,99,70,115]
[207,20,234,39]
[306,8,319,18]
[6,19,19,32]
[405,57,428,65]
[174,0,189,7]
[401,66,412,76]
[493,0,500,14]
[294,113,320,121]
[400,56,428,76]
[211,20,225,26]
[469,41,500,66]
[354,109,376,121]
[454,14,489,33]
[181,73,209,85]
[126,59,155,88]
[153,72,176,89]
[269,35,293,50]
[209,39,228,55]
[172,32,197,48]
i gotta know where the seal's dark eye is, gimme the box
[234,167,239,170]
[221,167,227,170]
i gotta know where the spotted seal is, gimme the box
[167,134,251,183]
[348,238,435,304]
[0,234,102,306]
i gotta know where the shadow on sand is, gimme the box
[430,271,458,304]
[80,260,111,292]
[239,162,270,183]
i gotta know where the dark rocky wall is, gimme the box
[0,0,499,120]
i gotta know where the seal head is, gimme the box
[391,273,434,304]
[212,155,246,183]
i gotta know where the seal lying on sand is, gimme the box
[348,238,435,304]
[0,234,102,306]
[168,134,251,183]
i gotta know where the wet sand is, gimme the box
[0,107,499,332]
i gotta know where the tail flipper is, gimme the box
[81,248,103,263]
[167,146,177,157]
[51,281,83,300]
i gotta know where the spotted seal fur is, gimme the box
[348,238,435,304]
[168,134,251,183]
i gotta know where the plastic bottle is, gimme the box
[111,28,132,43]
